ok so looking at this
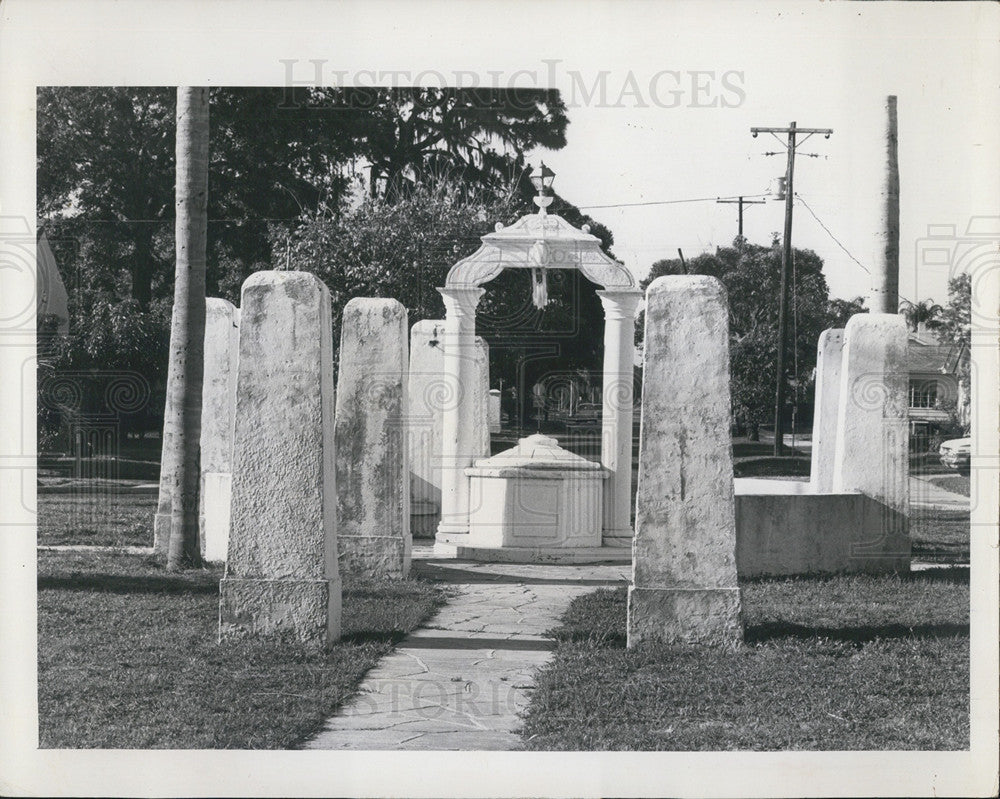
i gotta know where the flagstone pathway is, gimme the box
[302,551,628,750]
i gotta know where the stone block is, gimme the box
[488,389,502,433]
[809,328,844,494]
[336,298,411,578]
[833,313,909,529]
[628,275,741,647]
[407,320,490,537]
[407,320,445,525]
[219,271,339,645]
[627,586,742,646]
[199,298,239,561]
[202,471,232,563]
[734,481,910,577]
[473,337,491,459]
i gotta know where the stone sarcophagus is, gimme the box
[464,434,607,551]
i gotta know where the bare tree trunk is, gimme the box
[159,86,209,571]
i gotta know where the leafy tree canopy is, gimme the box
[37,87,578,435]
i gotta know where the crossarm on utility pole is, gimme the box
[749,121,833,456]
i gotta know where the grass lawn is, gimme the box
[38,491,156,547]
[520,571,969,751]
[910,507,970,562]
[38,551,444,748]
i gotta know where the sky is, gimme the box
[516,3,999,304]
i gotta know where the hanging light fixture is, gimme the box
[529,162,555,214]
[527,162,556,308]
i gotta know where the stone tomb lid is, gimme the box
[466,433,608,478]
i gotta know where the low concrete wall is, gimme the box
[734,478,910,577]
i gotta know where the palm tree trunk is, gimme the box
[160,87,209,571]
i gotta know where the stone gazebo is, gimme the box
[434,165,641,558]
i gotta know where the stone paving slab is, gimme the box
[302,558,628,751]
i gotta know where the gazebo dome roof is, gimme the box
[444,210,639,292]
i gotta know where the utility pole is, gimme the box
[716,195,765,238]
[751,122,833,455]
[871,95,900,313]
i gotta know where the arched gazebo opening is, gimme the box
[434,166,641,552]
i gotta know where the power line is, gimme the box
[795,192,914,306]
[575,193,768,211]
[49,193,771,222]
[793,194,870,275]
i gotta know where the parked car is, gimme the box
[939,437,971,471]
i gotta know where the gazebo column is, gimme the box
[597,290,642,547]
[435,286,485,544]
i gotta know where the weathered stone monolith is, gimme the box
[473,337,491,459]
[407,320,490,537]
[219,271,339,645]
[832,313,910,555]
[407,320,445,537]
[200,298,239,562]
[336,298,411,578]
[809,328,844,494]
[488,389,501,433]
[628,275,741,647]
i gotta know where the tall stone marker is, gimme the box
[336,298,411,578]
[832,313,910,557]
[473,337,491,460]
[809,328,844,494]
[628,275,741,647]
[200,298,240,562]
[407,320,491,536]
[219,271,340,645]
[408,320,445,523]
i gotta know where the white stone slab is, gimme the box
[408,320,490,538]
[832,312,910,553]
[198,297,239,561]
[628,275,741,647]
[219,271,340,645]
[809,328,844,493]
[336,297,411,578]
[202,471,231,563]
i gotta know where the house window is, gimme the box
[909,379,938,409]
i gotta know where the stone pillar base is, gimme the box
[338,535,411,579]
[627,586,742,647]
[602,531,633,548]
[219,578,341,645]
[435,524,470,540]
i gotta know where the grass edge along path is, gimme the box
[520,572,970,751]
[38,550,447,749]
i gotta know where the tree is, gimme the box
[935,273,972,431]
[353,88,569,199]
[898,298,944,332]
[156,87,209,570]
[641,238,833,439]
[37,86,370,309]
[826,295,867,328]
[37,87,579,440]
